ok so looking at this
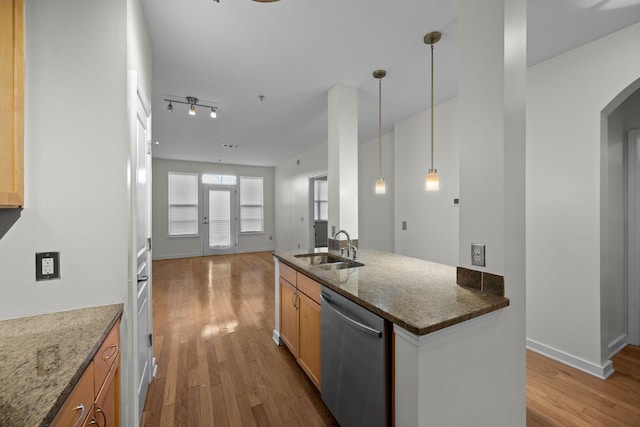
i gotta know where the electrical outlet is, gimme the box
[471,244,485,267]
[42,258,54,275]
[36,252,60,281]
[402,221,407,230]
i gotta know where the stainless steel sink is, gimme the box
[295,253,364,269]
[317,260,364,270]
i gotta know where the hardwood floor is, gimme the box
[526,346,640,426]
[141,252,338,427]
[142,252,640,426]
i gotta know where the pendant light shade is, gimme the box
[424,31,441,191]
[373,69,386,195]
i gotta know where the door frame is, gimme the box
[628,128,640,346]
[202,183,237,255]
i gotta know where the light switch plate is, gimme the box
[471,244,485,267]
[36,252,60,281]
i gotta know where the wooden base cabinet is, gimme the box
[298,292,321,388]
[280,277,298,355]
[278,263,322,390]
[52,319,121,427]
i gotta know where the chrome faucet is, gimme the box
[333,229,357,260]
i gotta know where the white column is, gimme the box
[328,84,359,240]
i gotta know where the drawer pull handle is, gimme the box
[103,344,118,361]
[97,405,107,426]
[72,404,85,427]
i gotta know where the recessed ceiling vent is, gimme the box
[222,144,240,149]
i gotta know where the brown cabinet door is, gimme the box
[0,0,24,208]
[95,353,120,427]
[280,278,298,355]
[51,362,95,427]
[298,292,321,390]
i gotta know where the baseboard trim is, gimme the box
[608,334,629,358]
[152,252,202,260]
[272,330,282,346]
[526,338,614,379]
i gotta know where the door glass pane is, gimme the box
[209,190,231,248]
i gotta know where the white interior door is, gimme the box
[134,87,155,418]
[202,184,237,255]
[628,128,640,346]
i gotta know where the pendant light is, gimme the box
[373,70,387,195]
[424,31,441,191]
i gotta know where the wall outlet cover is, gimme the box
[36,252,60,281]
[471,244,485,267]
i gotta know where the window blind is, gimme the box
[240,176,264,233]
[168,172,198,236]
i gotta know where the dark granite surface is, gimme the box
[0,304,123,426]
[274,249,509,336]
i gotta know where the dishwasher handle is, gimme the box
[320,293,383,338]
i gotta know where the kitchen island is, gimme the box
[273,249,510,426]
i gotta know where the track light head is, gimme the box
[189,104,196,116]
[167,101,173,112]
[210,107,218,119]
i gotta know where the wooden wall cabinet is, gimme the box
[0,0,24,208]
[279,263,322,390]
[52,319,121,426]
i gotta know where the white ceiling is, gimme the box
[143,0,640,167]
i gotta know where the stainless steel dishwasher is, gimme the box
[320,286,391,427]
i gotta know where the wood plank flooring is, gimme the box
[527,345,640,426]
[141,252,338,427]
[142,252,640,426]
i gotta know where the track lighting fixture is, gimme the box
[164,96,219,119]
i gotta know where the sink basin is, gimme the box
[295,253,364,269]
[295,253,346,265]
[317,260,364,270]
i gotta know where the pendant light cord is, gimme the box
[430,42,435,171]
[379,77,382,177]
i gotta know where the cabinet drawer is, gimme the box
[297,273,321,304]
[94,319,120,396]
[280,262,296,285]
[51,362,94,427]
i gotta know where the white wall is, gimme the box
[274,143,328,251]
[358,132,394,252]
[0,0,129,320]
[527,21,640,371]
[152,158,275,259]
[394,99,459,266]
[605,88,640,355]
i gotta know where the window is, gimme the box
[168,172,198,236]
[240,176,264,233]
[202,174,236,185]
[314,178,328,221]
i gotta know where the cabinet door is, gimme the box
[279,278,298,355]
[298,292,321,390]
[0,0,24,208]
[51,362,95,427]
[95,353,120,427]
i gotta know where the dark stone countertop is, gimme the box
[0,304,123,426]
[274,249,509,336]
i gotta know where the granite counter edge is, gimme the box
[41,304,124,426]
[274,254,510,336]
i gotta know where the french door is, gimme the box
[202,184,237,255]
